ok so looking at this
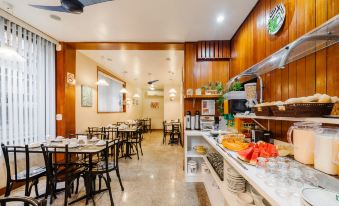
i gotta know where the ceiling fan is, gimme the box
[147,80,159,85]
[30,0,113,14]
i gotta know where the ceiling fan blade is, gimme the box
[78,0,113,7]
[148,80,159,84]
[29,5,68,12]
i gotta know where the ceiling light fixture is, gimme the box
[168,88,177,95]
[216,15,225,23]
[133,93,140,98]
[120,87,128,94]
[0,45,25,62]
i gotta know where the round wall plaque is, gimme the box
[267,3,286,35]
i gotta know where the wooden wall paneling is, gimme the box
[197,41,202,59]
[56,43,76,136]
[315,0,328,94]
[205,41,210,59]
[326,44,339,97]
[230,0,338,141]
[209,41,214,58]
[201,41,206,59]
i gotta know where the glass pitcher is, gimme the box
[332,129,339,175]
[287,122,322,165]
[314,127,339,175]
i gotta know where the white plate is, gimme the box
[301,187,339,206]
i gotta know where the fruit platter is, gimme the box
[237,141,278,165]
[221,134,250,152]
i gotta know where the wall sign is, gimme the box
[267,3,286,35]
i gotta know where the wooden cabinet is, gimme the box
[196,40,230,61]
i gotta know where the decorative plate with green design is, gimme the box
[267,3,286,35]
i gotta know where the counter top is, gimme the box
[185,130,301,206]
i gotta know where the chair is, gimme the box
[129,127,144,160]
[88,127,103,136]
[41,145,86,205]
[145,118,152,133]
[169,123,182,146]
[103,127,118,140]
[91,140,124,206]
[1,144,46,198]
[162,121,172,144]
[0,196,47,206]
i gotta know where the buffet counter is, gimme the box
[184,130,302,206]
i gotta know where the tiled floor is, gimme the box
[9,131,211,206]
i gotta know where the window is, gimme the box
[0,16,56,146]
[97,68,126,113]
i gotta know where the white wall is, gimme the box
[141,91,164,129]
[164,85,183,122]
[76,51,142,133]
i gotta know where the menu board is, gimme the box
[201,100,215,115]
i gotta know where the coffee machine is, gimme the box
[185,111,191,130]
[194,111,200,130]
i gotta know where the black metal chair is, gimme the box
[103,127,118,140]
[90,140,124,206]
[162,121,172,144]
[129,127,144,160]
[1,144,46,198]
[169,123,182,146]
[0,196,47,206]
[41,145,86,206]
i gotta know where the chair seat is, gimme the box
[12,166,46,180]
[91,161,116,173]
[54,166,86,182]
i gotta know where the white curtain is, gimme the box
[0,16,56,146]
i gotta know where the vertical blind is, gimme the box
[0,16,56,146]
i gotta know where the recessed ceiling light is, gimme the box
[216,15,224,23]
[50,14,61,21]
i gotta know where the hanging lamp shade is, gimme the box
[168,88,177,94]
[133,93,140,98]
[120,87,128,94]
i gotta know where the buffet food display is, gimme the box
[253,93,339,117]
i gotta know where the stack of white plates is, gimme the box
[301,187,339,206]
[226,167,246,193]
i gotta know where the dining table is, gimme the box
[117,128,137,159]
[27,139,117,205]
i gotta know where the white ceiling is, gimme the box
[79,50,184,89]
[2,0,258,42]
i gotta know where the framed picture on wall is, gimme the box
[150,101,160,109]
[81,85,93,107]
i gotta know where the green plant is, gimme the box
[215,82,225,114]
[229,81,243,92]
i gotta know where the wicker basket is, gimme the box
[253,106,273,116]
[271,103,334,117]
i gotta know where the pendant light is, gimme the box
[133,93,140,98]
[120,70,128,94]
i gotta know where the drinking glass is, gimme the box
[275,177,291,197]
[256,157,266,178]
[289,179,304,198]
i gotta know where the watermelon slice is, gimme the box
[238,146,254,162]
[250,148,260,165]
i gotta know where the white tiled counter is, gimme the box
[184,130,302,206]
